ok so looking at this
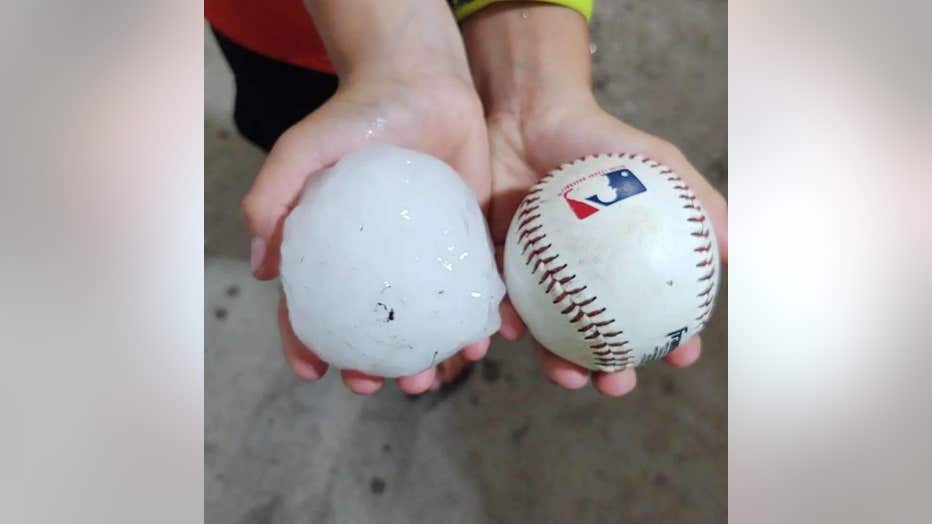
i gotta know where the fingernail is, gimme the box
[250,237,266,275]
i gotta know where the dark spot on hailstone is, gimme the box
[226,285,239,297]
[370,477,386,494]
[214,307,227,320]
[375,302,395,322]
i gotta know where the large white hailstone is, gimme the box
[280,143,504,377]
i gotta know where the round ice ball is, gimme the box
[280,143,505,377]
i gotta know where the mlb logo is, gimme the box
[563,168,647,219]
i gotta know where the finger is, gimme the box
[437,353,470,384]
[241,103,365,280]
[533,343,589,389]
[341,369,384,395]
[460,337,490,361]
[493,247,527,341]
[498,297,526,341]
[592,368,638,397]
[396,367,436,395]
[663,336,702,368]
[278,295,328,380]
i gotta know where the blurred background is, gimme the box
[205,1,726,523]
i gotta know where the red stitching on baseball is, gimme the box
[538,264,568,284]
[552,288,573,303]
[518,224,543,241]
[531,259,544,273]
[577,296,597,307]
[518,205,540,219]
[525,243,552,264]
[518,214,541,229]
[569,310,586,323]
[664,171,718,330]
[561,302,578,315]
[521,235,547,254]
[586,307,606,317]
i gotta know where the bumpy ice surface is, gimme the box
[280,144,504,377]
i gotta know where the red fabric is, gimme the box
[206,0,335,74]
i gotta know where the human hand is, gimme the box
[242,0,492,394]
[463,3,728,396]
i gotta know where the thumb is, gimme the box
[241,104,365,279]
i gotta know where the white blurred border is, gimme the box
[1,2,203,523]
[731,1,932,522]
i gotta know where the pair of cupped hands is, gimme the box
[240,3,727,397]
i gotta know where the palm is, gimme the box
[245,75,493,395]
[486,102,728,396]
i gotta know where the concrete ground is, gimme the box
[206,2,726,522]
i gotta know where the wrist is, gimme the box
[306,0,472,84]
[462,2,595,116]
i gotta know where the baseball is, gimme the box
[280,144,504,377]
[504,153,721,372]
